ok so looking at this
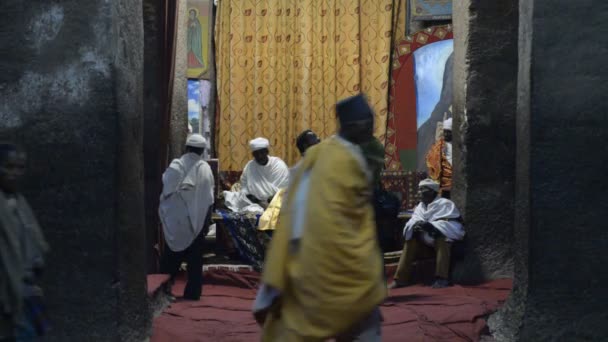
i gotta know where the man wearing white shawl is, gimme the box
[159,134,214,300]
[390,178,464,289]
[223,137,289,213]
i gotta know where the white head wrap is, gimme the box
[443,118,453,131]
[419,178,440,193]
[249,137,270,152]
[186,134,207,148]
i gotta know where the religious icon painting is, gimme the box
[410,0,452,21]
[385,25,453,172]
[187,0,213,79]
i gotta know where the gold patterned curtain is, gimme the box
[215,0,398,170]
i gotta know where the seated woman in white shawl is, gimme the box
[389,178,465,289]
[223,138,289,213]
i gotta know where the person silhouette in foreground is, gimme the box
[254,94,385,341]
[0,143,50,341]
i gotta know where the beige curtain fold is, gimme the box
[215,0,399,170]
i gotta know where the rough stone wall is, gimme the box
[0,1,149,340]
[451,0,519,283]
[207,4,218,158]
[143,0,163,273]
[492,0,608,340]
[112,0,150,340]
[170,0,189,159]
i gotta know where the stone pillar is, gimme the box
[490,0,608,340]
[169,0,189,159]
[208,4,218,158]
[143,0,163,273]
[0,0,149,340]
[451,0,519,283]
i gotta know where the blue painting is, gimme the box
[188,79,201,121]
[413,39,453,170]
[411,0,452,21]
[414,39,453,129]
[187,79,212,138]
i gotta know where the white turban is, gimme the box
[249,137,270,152]
[419,178,440,193]
[186,134,207,148]
[443,118,453,131]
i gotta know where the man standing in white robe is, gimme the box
[223,138,289,212]
[389,178,465,289]
[159,134,214,300]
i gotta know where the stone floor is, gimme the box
[148,269,512,342]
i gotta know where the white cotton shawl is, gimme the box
[240,156,289,201]
[444,141,453,165]
[403,197,464,245]
[0,192,49,317]
[159,153,214,252]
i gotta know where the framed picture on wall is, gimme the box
[186,0,213,79]
[410,0,452,21]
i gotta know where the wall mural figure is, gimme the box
[188,79,212,158]
[186,0,212,79]
[414,40,453,171]
[384,25,454,172]
[187,9,205,69]
[411,0,453,21]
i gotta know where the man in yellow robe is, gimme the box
[426,118,453,198]
[253,94,386,341]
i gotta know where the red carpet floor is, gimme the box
[151,270,511,342]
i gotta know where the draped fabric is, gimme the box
[159,154,215,252]
[403,197,464,244]
[261,137,385,339]
[215,0,396,170]
[425,138,452,190]
[391,0,408,53]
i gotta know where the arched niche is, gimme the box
[385,25,453,172]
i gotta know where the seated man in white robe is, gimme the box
[224,138,289,213]
[159,134,214,300]
[389,178,465,289]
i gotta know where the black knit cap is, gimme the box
[336,93,374,124]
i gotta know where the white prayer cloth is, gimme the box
[249,137,270,152]
[223,156,289,213]
[222,191,265,213]
[419,178,440,192]
[159,153,215,252]
[186,134,208,148]
[444,141,453,165]
[403,197,464,246]
[241,156,289,201]
[443,118,453,131]
[289,160,302,184]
